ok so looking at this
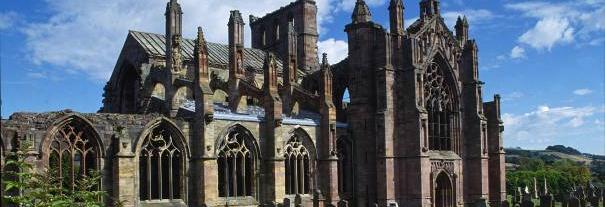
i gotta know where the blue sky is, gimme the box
[1,0,604,154]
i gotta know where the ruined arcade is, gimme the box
[0,0,506,206]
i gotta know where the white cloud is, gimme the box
[0,12,19,30]
[506,1,605,50]
[20,0,356,80]
[503,105,598,143]
[573,88,593,95]
[317,38,348,64]
[518,17,574,50]
[510,46,526,59]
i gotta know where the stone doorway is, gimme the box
[435,172,454,207]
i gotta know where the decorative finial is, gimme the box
[456,16,463,25]
[322,53,329,65]
[197,26,204,37]
[196,26,206,45]
[352,0,372,23]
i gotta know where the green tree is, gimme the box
[507,158,592,199]
[2,142,109,207]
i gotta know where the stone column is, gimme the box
[461,40,490,205]
[318,54,339,206]
[263,53,285,205]
[112,128,136,207]
[192,26,216,206]
[486,95,506,207]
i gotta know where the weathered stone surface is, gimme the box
[1,0,505,207]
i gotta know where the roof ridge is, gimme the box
[126,30,284,72]
[129,30,269,53]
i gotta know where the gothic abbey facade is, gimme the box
[0,0,506,206]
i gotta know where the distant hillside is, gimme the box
[505,145,605,186]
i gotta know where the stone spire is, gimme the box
[194,26,214,122]
[352,0,372,23]
[263,53,282,125]
[389,0,405,36]
[420,0,440,18]
[165,0,183,73]
[165,0,182,38]
[455,15,469,43]
[195,27,209,81]
[228,10,245,47]
[318,52,338,205]
[264,53,279,96]
[320,53,333,100]
[228,10,245,79]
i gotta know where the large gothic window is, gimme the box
[284,135,312,195]
[139,122,185,201]
[48,118,101,191]
[217,127,257,197]
[424,61,455,151]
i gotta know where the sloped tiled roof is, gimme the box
[129,30,283,72]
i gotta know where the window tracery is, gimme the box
[217,128,256,197]
[424,61,454,151]
[284,135,311,195]
[139,123,184,201]
[48,119,101,191]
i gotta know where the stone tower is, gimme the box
[345,0,398,205]
[250,0,319,72]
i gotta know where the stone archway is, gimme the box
[435,172,454,207]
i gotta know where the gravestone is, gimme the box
[513,188,520,205]
[521,199,535,207]
[540,194,554,207]
[283,197,291,207]
[589,189,600,207]
[569,197,581,207]
[560,191,570,207]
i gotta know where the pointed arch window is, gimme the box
[48,119,101,191]
[284,135,311,195]
[424,61,456,151]
[217,128,257,197]
[139,122,185,201]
